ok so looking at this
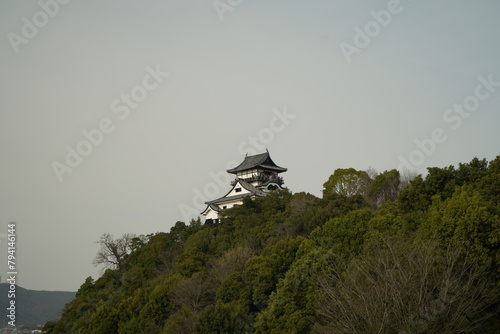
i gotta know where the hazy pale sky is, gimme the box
[1,0,499,291]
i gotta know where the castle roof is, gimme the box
[201,179,266,216]
[227,151,287,174]
[204,180,265,206]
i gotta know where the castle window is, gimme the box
[235,188,242,193]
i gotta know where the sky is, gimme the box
[1,0,499,291]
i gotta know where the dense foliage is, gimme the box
[45,157,500,333]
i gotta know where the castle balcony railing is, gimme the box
[231,175,284,186]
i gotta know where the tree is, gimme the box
[366,169,401,207]
[196,301,251,334]
[93,233,135,271]
[172,274,214,312]
[244,237,303,311]
[477,156,500,212]
[208,246,255,286]
[422,185,500,269]
[399,168,418,189]
[254,248,325,334]
[314,235,499,334]
[323,168,371,199]
[309,209,373,258]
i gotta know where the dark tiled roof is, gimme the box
[200,203,221,216]
[209,203,221,212]
[204,179,265,206]
[205,192,264,205]
[227,151,287,174]
[238,179,265,195]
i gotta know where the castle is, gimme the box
[201,151,287,224]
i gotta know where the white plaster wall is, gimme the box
[226,181,251,197]
[204,208,219,220]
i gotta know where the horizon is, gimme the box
[0,282,75,293]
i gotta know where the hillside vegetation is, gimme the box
[45,157,500,333]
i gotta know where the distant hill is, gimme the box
[0,283,75,326]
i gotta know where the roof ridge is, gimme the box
[238,179,260,194]
[227,151,286,174]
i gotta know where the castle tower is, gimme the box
[201,151,287,223]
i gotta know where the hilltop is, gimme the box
[44,156,500,333]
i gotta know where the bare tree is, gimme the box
[313,236,498,334]
[172,274,214,313]
[399,168,419,190]
[208,246,255,287]
[365,167,379,180]
[93,233,135,271]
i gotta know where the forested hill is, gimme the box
[45,157,500,333]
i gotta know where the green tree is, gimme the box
[254,248,326,334]
[398,165,457,213]
[309,209,373,258]
[196,301,252,334]
[244,237,303,310]
[367,169,400,207]
[323,168,371,198]
[477,156,500,214]
[421,185,500,268]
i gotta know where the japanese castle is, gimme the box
[201,151,287,224]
